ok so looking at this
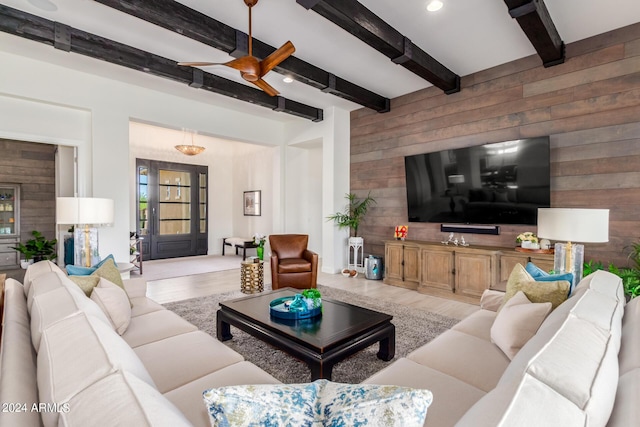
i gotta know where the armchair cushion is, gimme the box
[278,258,312,274]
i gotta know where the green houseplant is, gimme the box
[582,240,640,299]
[327,192,376,237]
[12,230,58,266]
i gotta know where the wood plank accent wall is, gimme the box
[0,139,57,246]
[351,23,640,269]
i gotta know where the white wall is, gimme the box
[0,37,351,271]
[0,45,287,262]
[284,107,351,273]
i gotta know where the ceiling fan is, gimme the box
[178,0,295,96]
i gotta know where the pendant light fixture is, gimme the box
[175,130,205,156]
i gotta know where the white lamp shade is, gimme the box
[56,197,114,226]
[537,208,609,243]
[448,174,465,184]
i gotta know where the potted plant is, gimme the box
[327,192,376,272]
[12,230,57,268]
[327,192,376,238]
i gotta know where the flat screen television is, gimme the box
[404,137,550,225]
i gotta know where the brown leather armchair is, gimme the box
[269,234,318,290]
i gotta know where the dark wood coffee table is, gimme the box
[216,288,395,381]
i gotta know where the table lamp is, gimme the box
[56,197,114,267]
[537,208,609,286]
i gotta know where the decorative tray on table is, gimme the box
[269,290,322,320]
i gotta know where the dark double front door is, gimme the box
[137,159,208,260]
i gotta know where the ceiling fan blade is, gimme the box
[260,41,295,76]
[252,78,279,96]
[177,61,220,67]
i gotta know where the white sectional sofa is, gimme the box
[365,269,638,426]
[0,261,279,427]
[1,261,637,426]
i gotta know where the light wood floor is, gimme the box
[145,260,479,320]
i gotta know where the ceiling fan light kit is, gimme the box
[179,0,295,97]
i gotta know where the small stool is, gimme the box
[240,260,264,294]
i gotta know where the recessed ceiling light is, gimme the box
[426,0,443,12]
[28,0,58,12]
[283,76,294,83]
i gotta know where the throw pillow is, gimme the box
[491,291,552,360]
[90,278,132,335]
[203,380,432,427]
[66,254,116,276]
[91,258,125,290]
[525,262,574,294]
[68,275,101,297]
[502,264,570,310]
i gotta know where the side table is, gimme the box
[240,260,264,294]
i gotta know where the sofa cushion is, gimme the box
[0,279,41,427]
[121,310,198,348]
[363,358,486,427]
[37,312,155,426]
[22,260,64,296]
[619,296,640,375]
[451,309,496,342]
[202,380,432,427]
[133,330,244,393]
[164,361,280,427]
[491,291,551,360]
[29,272,112,351]
[58,370,191,427]
[607,368,640,427]
[407,329,509,392]
[91,278,132,335]
[502,264,569,311]
[457,373,586,427]
[130,297,166,317]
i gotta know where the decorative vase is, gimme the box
[288,294,309,313]
[256,246,264,261]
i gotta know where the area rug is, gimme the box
[133,255,243,281]
[163,285,459,384]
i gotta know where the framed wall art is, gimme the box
[243,190,261,216]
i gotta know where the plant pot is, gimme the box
[20,259,33,269]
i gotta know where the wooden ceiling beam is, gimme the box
[504,0,565,67]
[0,5,323,121]
[94,0,390,112]
[297,0,460,94]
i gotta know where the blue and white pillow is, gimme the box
[202,380,432,427]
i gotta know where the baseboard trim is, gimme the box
[441,224,501,235]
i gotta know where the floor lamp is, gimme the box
[56,197,115,267]
[537,208,609,287]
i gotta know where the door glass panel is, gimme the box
[138,167,149,236]
[199,172,207,233]
[159,169,191,235]
[0,186,17,236]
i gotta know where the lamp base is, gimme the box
[553,242,584,291]
[74,227,99,267]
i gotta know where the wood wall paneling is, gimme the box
[351,23,640,269]
[0,139,56,245]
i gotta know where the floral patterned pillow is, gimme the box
[202,380,432,427]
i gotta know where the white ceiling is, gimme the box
[4,0,640,122]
